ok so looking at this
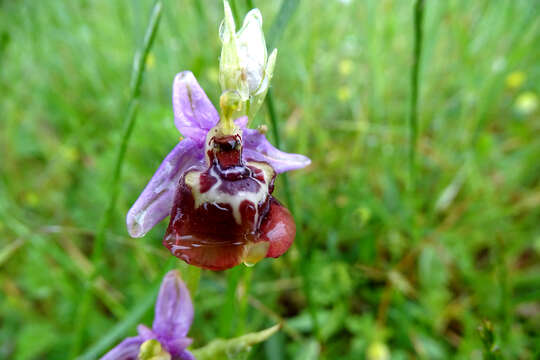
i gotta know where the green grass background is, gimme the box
[1,0,539,359]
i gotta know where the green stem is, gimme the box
[219,266,243,337]
[266,91,294,216]
[70,2,163,357]
[408,0,425,191]
[238,267,253,335]
[229,0,241,26]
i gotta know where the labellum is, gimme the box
[164,126,295,270]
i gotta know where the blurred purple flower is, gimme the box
[101,270,195,360]
[126,71,310,238]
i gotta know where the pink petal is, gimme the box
[100,336,142,360]
[173,71,219,141]
[153,270,194,339]
[126,139,204,238]
[242,129,311,173]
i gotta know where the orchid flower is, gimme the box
[126,72,310,270]
[126,2,310,271]
[101,270,194,360]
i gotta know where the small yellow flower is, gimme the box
[354,206,371,226]
[506,71,525,89]
[337,86,351,102]
[24,192,39,207]
[515,91,538,115]
[367,341,390,360]
[339,59,354,77]
[61,146,79,163]
[146,53,156,70]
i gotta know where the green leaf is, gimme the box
[192,324,281,360]
[15,323,56,360]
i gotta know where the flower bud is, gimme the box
[219,0,277,120]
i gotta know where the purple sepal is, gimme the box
[100,336,143,360]
[176,350,196,360]
[126,139,204,238]
[242,128,311,173]
[152,270,194,339]
[173,71,219,142]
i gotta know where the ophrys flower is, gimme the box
[101,271,194,360]
[126,72,309,270]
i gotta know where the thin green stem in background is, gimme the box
[266,91,294,215]
[219,266,243,337]
[265,0,321,342]
[229,0,241,26]
[408,0,425,191]
[267,0,300,50]
[266,90,320,341]
[70,2,163,357]
[237,266,253,335]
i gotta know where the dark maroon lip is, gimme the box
[163,165,272,270]
[162,130,295,270]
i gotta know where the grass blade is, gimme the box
[70,1,163,357]
[408,0,425,190]
[267,0,300,50]
[264,0,321,342]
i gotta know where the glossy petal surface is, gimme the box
[163,164,273,271]
[261,198,296,258]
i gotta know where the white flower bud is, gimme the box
[219,1,277,120]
